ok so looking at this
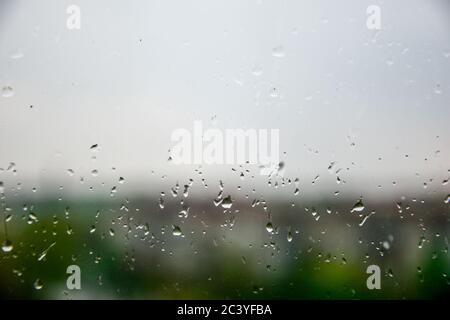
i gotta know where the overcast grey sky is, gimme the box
[0,0,449,198]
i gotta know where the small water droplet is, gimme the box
[10,48,24,59]
[270,87,280,98]
[287,231,293,242]
[327,161,336,173]
[272,46,285,58]
[385,59,394,67]
[183,185,189,198]
[359,211,375,227]
[252,65,263,76]
[434,84,442,94]
[34,279,44,290]
[418,236,426,249]
[388,269,394,278]
[1,86,14,98]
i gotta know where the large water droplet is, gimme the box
[221,196,233,209]
[172,225,182,237]
[1,239,13,253]
[351,199,365,213]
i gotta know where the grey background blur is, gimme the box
[0,0,449,199]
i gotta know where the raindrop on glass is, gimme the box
[172,225,182,237]
[351,199,365,213]
[1,86,14,98]
[1,239,13,253]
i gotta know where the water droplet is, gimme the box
[265,222,274,233]
[1,239,13,253]
[359,211,375,227]
[312,175,320,185]
[1,86,14,98]
[287,231,293,242]
[385,59,394,67]
[10,48,24,59]
[221,195,233,209]
[252,65,263,76]
[270,87,280,98]
[183,185,189,198]
[434,84,442,94]
[34,279,44,290]
[418,236,426,249]
[388,269,394,278]
[172,225,182,237]
[272,46,285,58]
[327,161,336,173]
[351,199,365,213]
[37,242,56,261]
